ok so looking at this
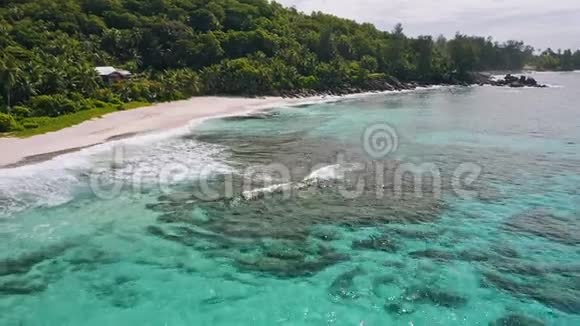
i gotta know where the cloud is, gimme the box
[276,0,580,49]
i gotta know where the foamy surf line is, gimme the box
[0,88,449,170]
[0,96,285,169]
[273,86,449,109]
[0,88,444,217]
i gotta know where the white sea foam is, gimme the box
[0,119,233,217]
[0,170,79,218]
[239,163,364,202]
[89,137,233,187]
[272,86,447,109]
[305,163,364,181]
[0,86,445,216]
[305,164,344,181]
[241,182,294,200]
[0,114,241,217]
[0,149,94,217]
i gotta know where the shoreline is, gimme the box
[0,96,288,168]
[0,92,409,168]
[0,76,548,169]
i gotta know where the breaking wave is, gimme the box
[0,125,232,217]
[239,163,363,202]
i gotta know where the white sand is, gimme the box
[0,96,328,167]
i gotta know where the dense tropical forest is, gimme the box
[1,0,579,133]
[532,48,580,71]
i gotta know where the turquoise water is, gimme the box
[1,72,580,325]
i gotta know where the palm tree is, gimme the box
[0,57,21,111]
[40,57,67,94]
[77,62,99,95]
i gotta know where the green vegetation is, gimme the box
[0,112,17,132]
[5,101,148,137]
[0,0,579,135]
[531,49,580,71]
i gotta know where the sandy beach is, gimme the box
[0,96,326,168]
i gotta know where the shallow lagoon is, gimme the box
[1,72,580,325]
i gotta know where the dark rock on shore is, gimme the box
[277,76,425,99]
[274,72,547,99]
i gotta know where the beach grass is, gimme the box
[7,101,150,138]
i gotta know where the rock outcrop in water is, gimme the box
[490,74,547,88]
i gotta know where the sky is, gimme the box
[276,0,580,51]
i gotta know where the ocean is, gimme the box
[1,71,579,325]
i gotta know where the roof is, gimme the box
[116,69,132,76]
[95,66,117,76]
[95,66,132,77]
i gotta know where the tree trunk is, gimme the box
[6,88,10,112]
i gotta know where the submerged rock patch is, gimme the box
[0,276,47,295]
[384,301,416,316]
[387,227,439,240]
[235,248,349,279]
[89,276,144,309]
[140,132,452,279]
[404,287,468,308]
[482,270,580,314]
[503,209,580,246]
[0,241,77,276]
[328,267,365,299]
[385,286,468,316]
[489,314,545,326]
[408,249,456,262]
[352,235,398,252]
